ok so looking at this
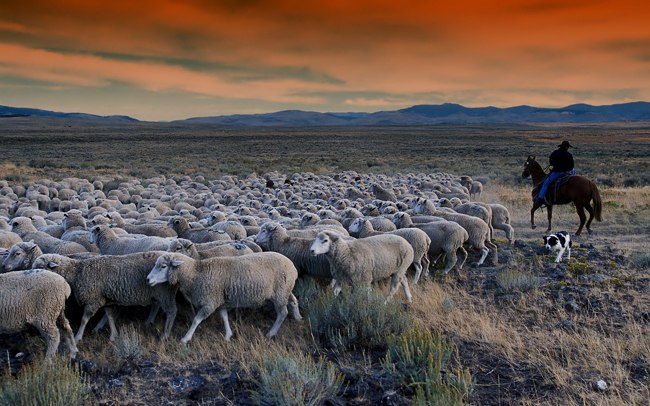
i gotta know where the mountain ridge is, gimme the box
[2,102,650,125]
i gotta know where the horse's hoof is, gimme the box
[587,229,592,235]
[531,225,537,229]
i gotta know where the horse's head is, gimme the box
[522,155,536,178]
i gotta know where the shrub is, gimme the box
[496,269,541,292]
[113,325,143,362]
[292,277,322,314]
[308,288,411,349]
[381,324,474,403]
[629,253,650,270]
[251,352,343,406]
[0,355,89,406]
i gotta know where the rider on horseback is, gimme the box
[535,141,575,206]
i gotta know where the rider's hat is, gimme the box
[558,141,573,149]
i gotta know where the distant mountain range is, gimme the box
[0,105,137,122]
[3,102,650,125]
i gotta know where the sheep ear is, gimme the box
[27,243,38,252]
[268,223,278,231]
[183,240,194,249]
[48,261,59,268]
[171,260,184,267]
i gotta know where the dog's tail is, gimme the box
[591,181,603,222]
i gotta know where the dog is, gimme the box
[544,231,572,263]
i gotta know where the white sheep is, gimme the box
[32,251,178,343]
[10,217,88,255]
[452,202,494,241]
[0,269,78,358]
[309,230,413,302]
[167,238,253,260]
[146,252,302,343]
[391,212,468,276]
[348,218,431,283]
[2,241,44,272]
[414,199,497,266]
[488,203,515,243]
[88,225,171,255]
[105,212,178,238]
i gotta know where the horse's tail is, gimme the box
[591,181,603,222]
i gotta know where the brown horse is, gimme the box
[522,155,602,235]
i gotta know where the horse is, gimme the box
[522,155,602,235]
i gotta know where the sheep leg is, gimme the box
[35,321,60,359]
[93,307,122,333]
[181,305,215,344]
[267,303,289,338]
[105,307,118,342]
[328,278,337,290]
[75,305,100,343]
[333,279,342,296]
[288,294,302,321]
[487,240,498,265]
[400,277,412,303]
[160,301,178,340]
[413,262,423,284]
[456,247,468,270]
[58,310,78,358]
[475,246,489,266]
[386,273,409,303]
[144,302,161,326]
[441,248,458,275]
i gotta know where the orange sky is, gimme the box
[1,0,649,120]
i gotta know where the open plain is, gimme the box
[1,117,650,405]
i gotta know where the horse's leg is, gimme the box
[584,202,594,234]
[546,205,553,233]
[530,201,541,229]
[575,203,586,236]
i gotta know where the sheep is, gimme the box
[348,218,431,283]
[167,216,231,243]
[0,269,78,358]
[167,238,254,260]
[369,183,397,202]
[2,241,43,272]
[392,212,468,276]
[488,203,515,243]
[208,220,248,240]
[414,199,497,266]
[32,251,178,343]
[60,210,100,253]
[88,225,171,255]
[452,202,494,240]
[0,229,22,249]
[105,212,178,238]
[10,217,88,255]
[255,223,333,280]
[146,252,301,343]
[309,230,413,302]
[89,214,129,235]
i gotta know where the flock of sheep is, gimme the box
[0,171,514,359]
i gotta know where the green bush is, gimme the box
[292,276,323,314]
[0,355,89,406]
[381,324,474,404]
[251,352,343,406]
[411,367,475,406]
[308,288,410,349]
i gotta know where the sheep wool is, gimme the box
[0,269,78,358]
[147,252,301,343]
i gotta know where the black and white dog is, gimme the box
[543,231,572,263]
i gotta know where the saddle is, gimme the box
[534,173,573,205]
